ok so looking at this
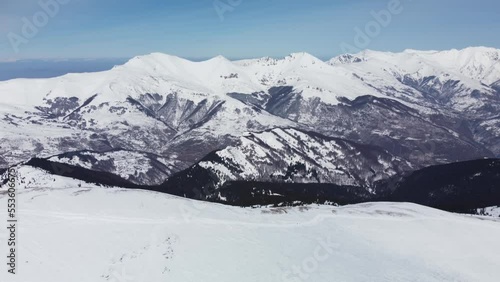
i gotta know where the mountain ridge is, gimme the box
[0,47,499,186]
[3,153,498,214]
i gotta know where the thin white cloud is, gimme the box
[0,58,19,63]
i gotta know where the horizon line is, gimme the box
[2,45,499,64]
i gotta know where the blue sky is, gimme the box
[1,0,500,61]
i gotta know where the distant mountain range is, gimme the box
[1,47,499,213]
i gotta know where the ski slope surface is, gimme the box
[1,181,499,282]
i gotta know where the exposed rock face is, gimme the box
[0,47,499,184]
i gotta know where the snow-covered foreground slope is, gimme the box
[1,185,499,282]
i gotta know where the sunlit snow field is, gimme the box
[1,184,499,282]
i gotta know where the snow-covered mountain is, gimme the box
[0,47,499,183]
[159,153,500,210]
[164,128,412,191]
[327,47,500,113]
[46,149,184,185]
[476,206,500,217]
[4,156,498,212]
[1,177,500,282]
[329,47,500,83]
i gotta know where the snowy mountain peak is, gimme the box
[211,54,230,61]
[327,46,500,85]
[124,53,235,70]
[284,52,323,64]
[332,47,500,64]
[402,49,439,54]
[328,54,365,65]
[123,52,190,68]
[233,56,278,67]
[406,46,500,64]
[286,52,315,58]
[404,47,500,84]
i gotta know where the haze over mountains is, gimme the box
[0,58,130,81]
